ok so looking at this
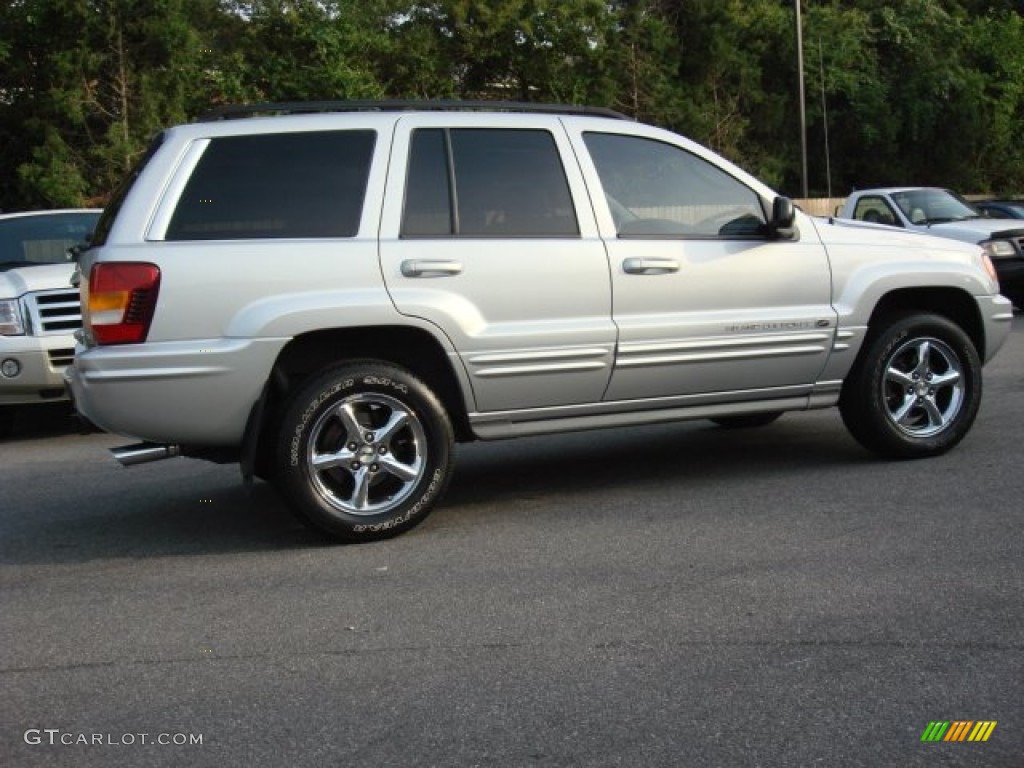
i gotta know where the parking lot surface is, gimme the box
[2,316,1022,767]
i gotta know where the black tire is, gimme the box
[710,412,782,429]
[839,313,981,459]
[275,361,454,542]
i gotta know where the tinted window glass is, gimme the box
[583,133,765,238]
[451,129,578,237]
[167,130,375,240]
[402,129,452,236]
[0,212,101,267]
[403,128,578,238]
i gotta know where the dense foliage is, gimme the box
[1,0,1022,210]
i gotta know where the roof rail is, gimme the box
[197,99,630,122]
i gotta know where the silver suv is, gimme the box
[67,102,1013,541]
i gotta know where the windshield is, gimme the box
[0,212,101,270]
[890,189,981,225]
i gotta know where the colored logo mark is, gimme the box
[921,721,997,742]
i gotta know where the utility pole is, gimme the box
[795,0,808,198]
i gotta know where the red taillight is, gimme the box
[86,262,161,345]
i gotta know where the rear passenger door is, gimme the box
[379,115,615,412]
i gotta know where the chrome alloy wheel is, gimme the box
[306,393,427,515]
[882,337,964,438]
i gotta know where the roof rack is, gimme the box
[197,99,630,123]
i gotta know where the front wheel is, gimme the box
[275,362,454,542]
[839,313,981,459]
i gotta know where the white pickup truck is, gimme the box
[837,187,1024,308]
[0,210,101,437]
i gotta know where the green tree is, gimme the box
[0,0,223,209]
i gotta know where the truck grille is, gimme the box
[48,348,76,368]
[24,289,82,335]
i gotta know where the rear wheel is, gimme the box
[840,313,981,459]
[275,361,454,542]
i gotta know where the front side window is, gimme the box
[402,128,578,238]
[167,130,375,240]
[583,132,766,238]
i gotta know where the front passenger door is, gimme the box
[574,130,835,403]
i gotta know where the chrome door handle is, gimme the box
[400,259,464,277]
[622,257,680,274]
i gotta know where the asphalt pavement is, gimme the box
[2,315,1022,767]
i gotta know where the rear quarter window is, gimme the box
[166,130,375,240]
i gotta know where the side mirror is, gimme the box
[769,196,796,239]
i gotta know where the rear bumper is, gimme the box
[66,337,286,444]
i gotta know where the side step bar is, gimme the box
[111,443,181,466]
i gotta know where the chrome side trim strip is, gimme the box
[615,332,831,368]
[475,361,607,378]
[468,347,610,379]
[621,332,832,355]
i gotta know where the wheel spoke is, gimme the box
[885,366,915,388]
[311,445,355,470]
[334,401,364,440]
[376,408,411,443]
[378,453,421,482]
[891,394,918,425]
[350,467,372,511]
[913,340,932,376]
[920,396,946,427]
[930,368,961,388]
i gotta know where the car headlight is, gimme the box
[0,298,25,336]
[982,239,1018,259]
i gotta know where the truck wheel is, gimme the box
[710,412,782,429]
[276,362,454,542]
[839,313,981,459]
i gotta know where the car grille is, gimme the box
[24,288,82,335]
[47,348,76,368]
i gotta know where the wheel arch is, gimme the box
[866,287,985,359]
[247,325,474,480]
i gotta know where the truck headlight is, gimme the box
[982,239,1017,259]
[0,299,25,336]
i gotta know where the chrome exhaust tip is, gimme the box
[111,443,181,466]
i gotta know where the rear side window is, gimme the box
[402,128,578,238]
[167,130,375,240]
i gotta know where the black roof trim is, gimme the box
[197,99,630,122]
